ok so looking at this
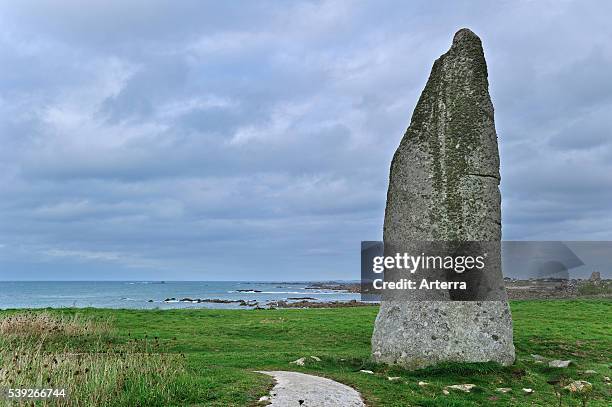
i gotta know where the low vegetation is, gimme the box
[0,311,112,339]
[0,300,610,406]
[577,281,612,296]
[0,312,197,406]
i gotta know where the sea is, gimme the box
[0,281,360,310]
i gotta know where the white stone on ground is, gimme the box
[564,380,592,393]
[549,360,571,368]
[257,371,365,407]
[445,384,476,393]
[290,357,306,366]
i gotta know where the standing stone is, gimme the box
[371,29,515,369]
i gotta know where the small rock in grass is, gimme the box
[418,381,429,387]
[310,356,321,361]
[564,380,592,393]
[290,357,305,366]
[604,376,611,382]
[583,370,597,375]
[387,377,401,381]
[531,354,547,362]
[442,389,450,395]
[259,395,270,402]
[446,384,476,393]
[549,360,571,368]
[496,388,512,393]
[522,388,534,394]
[360,370,374,374]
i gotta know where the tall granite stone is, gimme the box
[371,29,515,369]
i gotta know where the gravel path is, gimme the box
[257,371,365,406]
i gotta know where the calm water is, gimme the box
[0,281,359,309]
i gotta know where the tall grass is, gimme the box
[0,312,190,406]
[0,311,112,338]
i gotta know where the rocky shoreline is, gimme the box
[153,295,369,309]
[265,299,371,309]
[302,279,612,301]
[304,282,361,293]
[504,278,612,300]
[145,279,611,309]
[159,297,259,306]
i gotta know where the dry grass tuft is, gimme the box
[0,346,184,406]
[0,312,187,406]
[0,312,112,338]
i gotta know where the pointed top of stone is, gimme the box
[443,28,488,82]
[452,28,481,46]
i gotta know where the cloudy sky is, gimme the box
[1,0,611,280]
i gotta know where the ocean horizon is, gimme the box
[0,280,360,310]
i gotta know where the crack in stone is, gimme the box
[465,172,500,180]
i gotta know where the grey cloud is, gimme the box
[1,0,611,279]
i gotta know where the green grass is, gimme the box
[1,300,610,406]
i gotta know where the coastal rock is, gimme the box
[305,282,361,293]
[371,28,515,369]
[266,299,368,309]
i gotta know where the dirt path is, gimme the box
[257,371,365,406]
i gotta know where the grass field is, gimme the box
[0,300,610,406]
